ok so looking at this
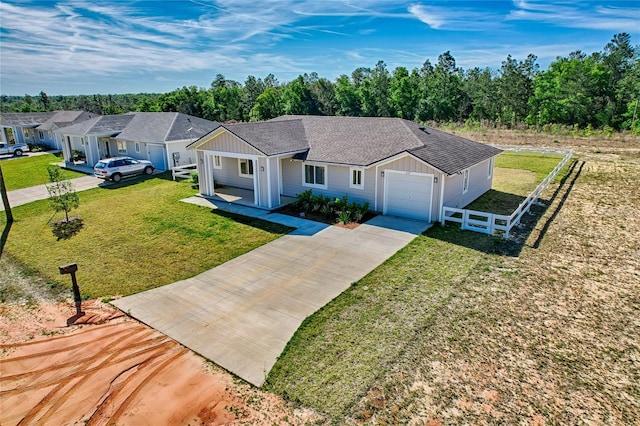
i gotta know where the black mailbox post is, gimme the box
[59,263,83,315]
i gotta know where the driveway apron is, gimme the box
[113,202,430,387]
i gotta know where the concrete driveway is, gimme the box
[0,176,109,211]
[113,198,430,386]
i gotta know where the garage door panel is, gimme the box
[384,172,432,221]
[148,145,165,171]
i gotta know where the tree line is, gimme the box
[2,33,638,132]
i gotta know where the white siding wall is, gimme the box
[166,141,195,168]
[212,156,254,190]
[442,158,494,208]
[199,132,260,156]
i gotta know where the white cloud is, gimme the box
[407,3,505,31]
[507,0,640,32]
[408,4,445,29]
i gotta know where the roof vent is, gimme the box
[418,126,429,134]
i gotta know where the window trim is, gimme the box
[116,140,127,154]
[134,142,141,153]
[302,163,328,190]
[487,157,494,179]
[349,167,364,190]
[462,168,470,194]
[238,158,254,177]
[38,130,45,140]
[213,155,222,169]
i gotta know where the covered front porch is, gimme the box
[202,186,296,211]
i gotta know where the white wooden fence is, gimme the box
[171,163,197,181]
[442,145,574,239]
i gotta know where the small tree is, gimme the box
[46,166,79,223]
[0,164,13,223]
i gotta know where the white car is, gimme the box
[94,156,154,182]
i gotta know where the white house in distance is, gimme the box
[188,115,502,222]
[0,111,93,149]
[59,112,218,171]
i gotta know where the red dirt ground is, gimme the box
[0,300,315,425]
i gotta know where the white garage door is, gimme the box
[148,145,166,171]
[384,171,433,221]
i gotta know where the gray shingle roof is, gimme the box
[0,112,58,126]
[407,125,502,174]
[222,120,309,155]
[60,114,134,136]
[213,116,501,175]
[37,111,95,131]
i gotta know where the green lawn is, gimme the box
[0,153,86,191]
[265,226,503,420]
[0,175,292,298]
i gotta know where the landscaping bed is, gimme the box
[275,189,375,229]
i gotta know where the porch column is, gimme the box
[252,159,259,206]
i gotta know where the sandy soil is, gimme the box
[0,299,317,425]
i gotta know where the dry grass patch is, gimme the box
[351,148,639,424]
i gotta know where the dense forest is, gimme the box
[2,33,638,132]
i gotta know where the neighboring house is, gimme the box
[0,112,57,146]
[36,111,95,150]
[59,112,218,171]
[188,115,502,222]
[0,111,94,149]
[114,112,218,171]
[59,114,136,168]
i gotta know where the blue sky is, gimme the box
[0,0,638,96]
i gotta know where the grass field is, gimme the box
[265,143,640,424]
[466,152,570,214]
[0,153,86,191]
[0,175,292,298]
[2,131,639,424]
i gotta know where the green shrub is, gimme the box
[27,143,48,152]
[294,191,369,224]
[337,210,351,224]
[190,171,199,184]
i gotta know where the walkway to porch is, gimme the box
[52,161,94,174]
[208,186,296,210]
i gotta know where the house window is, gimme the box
[117,140,127,154]
[38,130,45,140]
[213,155,222,169]
[350,167,364,189]
[23,128,29,138]
[462,169,470,194]
[238,158,254,177]
[80,138,85,146]
[303,164,327,189]
[135,142,141,153]
[48,131,52,140]
[488,157,494,179]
